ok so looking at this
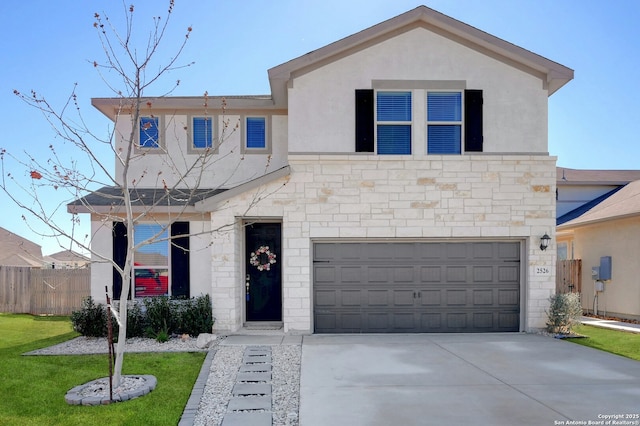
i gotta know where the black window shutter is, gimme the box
[464,89,483,152]
[171,222,190,299]
[112,222,128,300]
[355,89,374,152]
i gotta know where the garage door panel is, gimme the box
[393,290,415,306]
[315,290,336,306]
[367,290,389,306]
[420,266,441,282]
[446,290,467,305]
[445,266,467,282]
[498,289,519,306]
[498,265,519,282]
[473,289,494,306]
[420,290,441,306]
[314,266,336,283]
[368,267,389,283]
[473,266,494,282]
[341,290,362,306]
[313,242,521,333]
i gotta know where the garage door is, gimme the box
[313,242,520,333]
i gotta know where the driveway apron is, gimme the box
[299,333,640,426]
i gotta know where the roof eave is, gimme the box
[92,96,279,121]
[267,5,573,101]
[195,166,291,211]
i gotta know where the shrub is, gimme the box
[124,301,147,338]
[546,292,582,335]
[71,297,107,337]
[143,296,175,337]
[72,295,214,338]
[175,294,214,335]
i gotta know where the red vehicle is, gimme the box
[134,263,169,297]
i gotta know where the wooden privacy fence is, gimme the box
[0,266,90,315]
[556,259,582,294]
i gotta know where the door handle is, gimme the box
[245,275,250,301]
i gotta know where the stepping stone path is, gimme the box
[221,346,273,426]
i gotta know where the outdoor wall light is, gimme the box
[539,233,551,251]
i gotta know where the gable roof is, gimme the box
[0,226,43,267]
[268,5,573,106]
[46,250,90,263]
[557,167,640,186]
[93,5,573,118]
[558,180,640,229]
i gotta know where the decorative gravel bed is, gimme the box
[27,335,302,425]
[192,344,301,426]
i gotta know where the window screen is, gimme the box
[246,117,266,149]
[192,117,213,149]
[427,92,462,154]
[377,91,412,155]
[139,117,160,148]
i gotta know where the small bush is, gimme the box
[176,294,214,335]
[72,295,214,338]
[546,292,582,335]
[125,301,147,338]
[71,297,107,337]
[144,296,175,336]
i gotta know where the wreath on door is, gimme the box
[249,245,277,271]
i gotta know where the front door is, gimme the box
[245,222,282,321]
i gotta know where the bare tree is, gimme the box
[1,1,279,388]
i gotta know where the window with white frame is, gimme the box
[133,224,169,298]
[138,116,161,148]
[427,91,462,154]
[355,85,482,154]
[376,91,412,155]
[112,221,190,300]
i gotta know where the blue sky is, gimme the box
[0,0,638,254]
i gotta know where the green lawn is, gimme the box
[0,313,206,426]
[567,324,640,361]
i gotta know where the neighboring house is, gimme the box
[72,6,573,333]
[43,250,91,269]
[557,169,640,321]
[0,226,44,267]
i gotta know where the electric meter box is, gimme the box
[591,266,600,280]
[599,256,612,281]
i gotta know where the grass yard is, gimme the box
[567,324,640,361]
[0,313,206,426]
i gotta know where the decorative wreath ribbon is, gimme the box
[249,245,277,271]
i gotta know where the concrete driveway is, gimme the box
[299,333,640,425]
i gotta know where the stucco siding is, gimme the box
[89,217,212,304]
[573,217,640,319]
[113,113,288,189]
[287,27,547,154]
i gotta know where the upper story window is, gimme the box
[376,91,412,155]
[355,86,483,155]
[427,92,462,154]
[188,116,217,154]
[138,116,161,149]
[192,117,214,149]
[241,116,271,154]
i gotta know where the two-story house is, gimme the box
[77,6,573,333]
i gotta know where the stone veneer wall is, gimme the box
[209,154,557,333]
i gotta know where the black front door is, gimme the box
[245,222,282,321]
